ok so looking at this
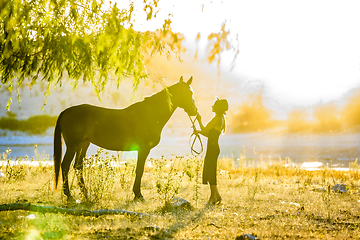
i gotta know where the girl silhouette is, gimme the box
[195,98,228,205]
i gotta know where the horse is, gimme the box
[54,76,198,202]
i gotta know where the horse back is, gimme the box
[59,104,162,151]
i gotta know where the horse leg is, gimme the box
[74,141,90,201]
[61,148,76,202]
[133,148,150,201]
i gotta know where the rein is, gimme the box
[188,114,203,156]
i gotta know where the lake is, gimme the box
[1,130,360,168]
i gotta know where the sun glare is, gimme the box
[127,0,360,106]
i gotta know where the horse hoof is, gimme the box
[206,197,222,206]
[65,196,77,204]
[133,195,146,202]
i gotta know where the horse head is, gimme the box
[171,76,198,116]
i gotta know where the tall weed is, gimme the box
[83,149,116,204]
[152,156,184,205]
[184,156,203,208]
[118,159,136,190]
[321,170,332,221]
[2,149,27,181]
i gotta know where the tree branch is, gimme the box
[0,203,151,218]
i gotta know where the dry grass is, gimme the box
[1,154,360,239]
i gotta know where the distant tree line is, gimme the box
[230,89,360,134]
[0,113,57,134]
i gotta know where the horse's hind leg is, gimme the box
[74,141,90,201]
[61,148,76,202]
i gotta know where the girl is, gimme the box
[195,98,228,205]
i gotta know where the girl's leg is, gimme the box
[208,184,222,204]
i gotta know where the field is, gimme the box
[1,151,360,239]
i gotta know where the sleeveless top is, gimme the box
[205,115,224,157]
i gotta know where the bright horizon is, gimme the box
[129,0,360,106]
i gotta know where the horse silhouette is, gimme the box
[54,76,197,202]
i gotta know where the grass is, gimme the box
[1,151,360,239]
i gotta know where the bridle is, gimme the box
[188,114,203,156]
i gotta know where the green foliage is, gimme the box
[206,22,239,73]
[230,91,275,133]
[0,0,183,103]
[1,149,27,181]
[118,158,136,190]
[183,156,203,207]
[83,148,116,203]
[5,158,27,181]
[0,0,241,112]
[230,90,360,134]
[6,111,17,118]
[0,114,57,134]
[312,103,341,133]
[286,108,311,133]
[152,156,184,205]
[342,89,360,129]
[1,146,51,183]
[349,158,360,171]
[287,104,342,134]
[183,157,197,182]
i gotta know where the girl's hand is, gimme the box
[193,130,200,135]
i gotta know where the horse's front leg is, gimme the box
[74,142,91,201]
[74,142,90,202]
[133,148,150,201]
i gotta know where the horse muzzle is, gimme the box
[186,107,198,116]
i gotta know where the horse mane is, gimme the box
[143,82,178,102]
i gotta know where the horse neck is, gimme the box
[146,88,178,128]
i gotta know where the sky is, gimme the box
[130,0,360,106]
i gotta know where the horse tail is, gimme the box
[54,111,64,191]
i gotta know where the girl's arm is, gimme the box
[196,113,218,137]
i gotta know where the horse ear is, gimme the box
[179,76,184,82]
[186,76,193,85]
